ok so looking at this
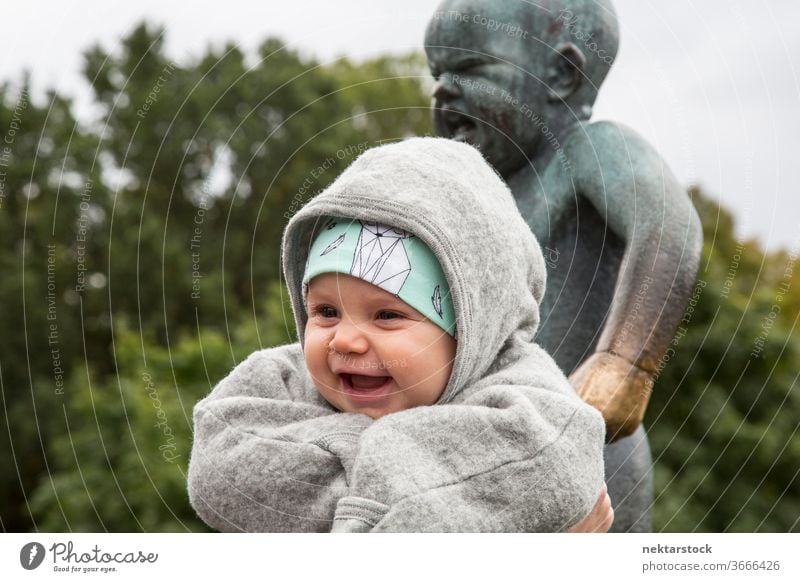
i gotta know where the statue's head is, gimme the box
[425,0,619,178]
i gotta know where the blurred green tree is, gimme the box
[0,78,105,532]
[646,187,800,532]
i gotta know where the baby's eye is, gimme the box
[313,305,338,318]
[377,310,402,321]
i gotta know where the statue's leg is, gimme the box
[604,424,653,532]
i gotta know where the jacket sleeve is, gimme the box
[331,344,606,533]
[187,343,372,532]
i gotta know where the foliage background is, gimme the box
[1,24,797,532]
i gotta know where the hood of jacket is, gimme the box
[281,137,547,404]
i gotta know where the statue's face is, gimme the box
[425,2,549,178]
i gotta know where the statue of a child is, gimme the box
[425,0,702,531]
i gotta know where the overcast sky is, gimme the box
[6,0,800,251]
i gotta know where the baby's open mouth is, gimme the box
[340,373,392,391]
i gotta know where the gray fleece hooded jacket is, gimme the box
[187,137,605,532]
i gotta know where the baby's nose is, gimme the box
[329,320,369,355]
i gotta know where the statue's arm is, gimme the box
[566,121,703,440]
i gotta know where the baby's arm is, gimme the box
[330,341,606,532]
[567,121,703,441]
[187,344,372,532]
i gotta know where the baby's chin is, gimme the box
[328,400,397,420]
[351,406,393,420]
[316,386,402,420]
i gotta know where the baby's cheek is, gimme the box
[303,330,331,380]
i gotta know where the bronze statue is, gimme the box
[425,0,702,531]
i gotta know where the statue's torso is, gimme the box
[509,163,624,375]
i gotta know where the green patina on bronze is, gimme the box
[425,0,703,532]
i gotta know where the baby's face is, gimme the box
[304,273,457,419]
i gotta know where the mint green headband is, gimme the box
[302,217,456,337]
